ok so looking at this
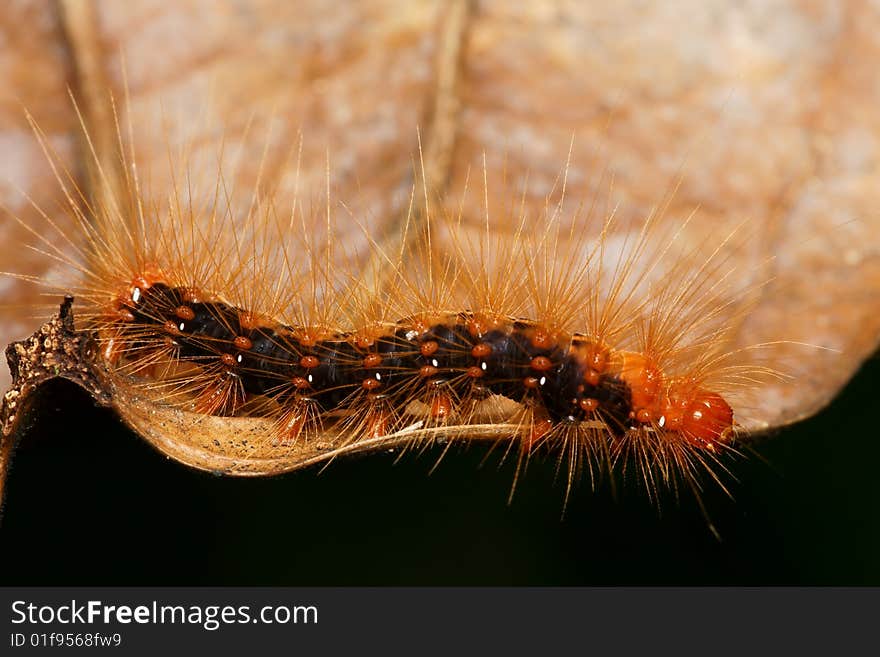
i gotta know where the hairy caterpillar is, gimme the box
[5,2,877,521]
[0,86,783,520]
[2,0,880,586]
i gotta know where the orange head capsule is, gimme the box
[681,391,734,447]
[661,384,734,448]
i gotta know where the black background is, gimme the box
[1,357,878,585]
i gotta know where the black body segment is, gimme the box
[122,284,635,430]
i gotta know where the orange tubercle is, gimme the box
[429,392,453,420]
[612,351,664,423]
[584,342,609,372]
[525,417,554,450]
[116,266,167,310]
[363,400,391,439]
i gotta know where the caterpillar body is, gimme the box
[3,95,773,510]
[107,279,732,450]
